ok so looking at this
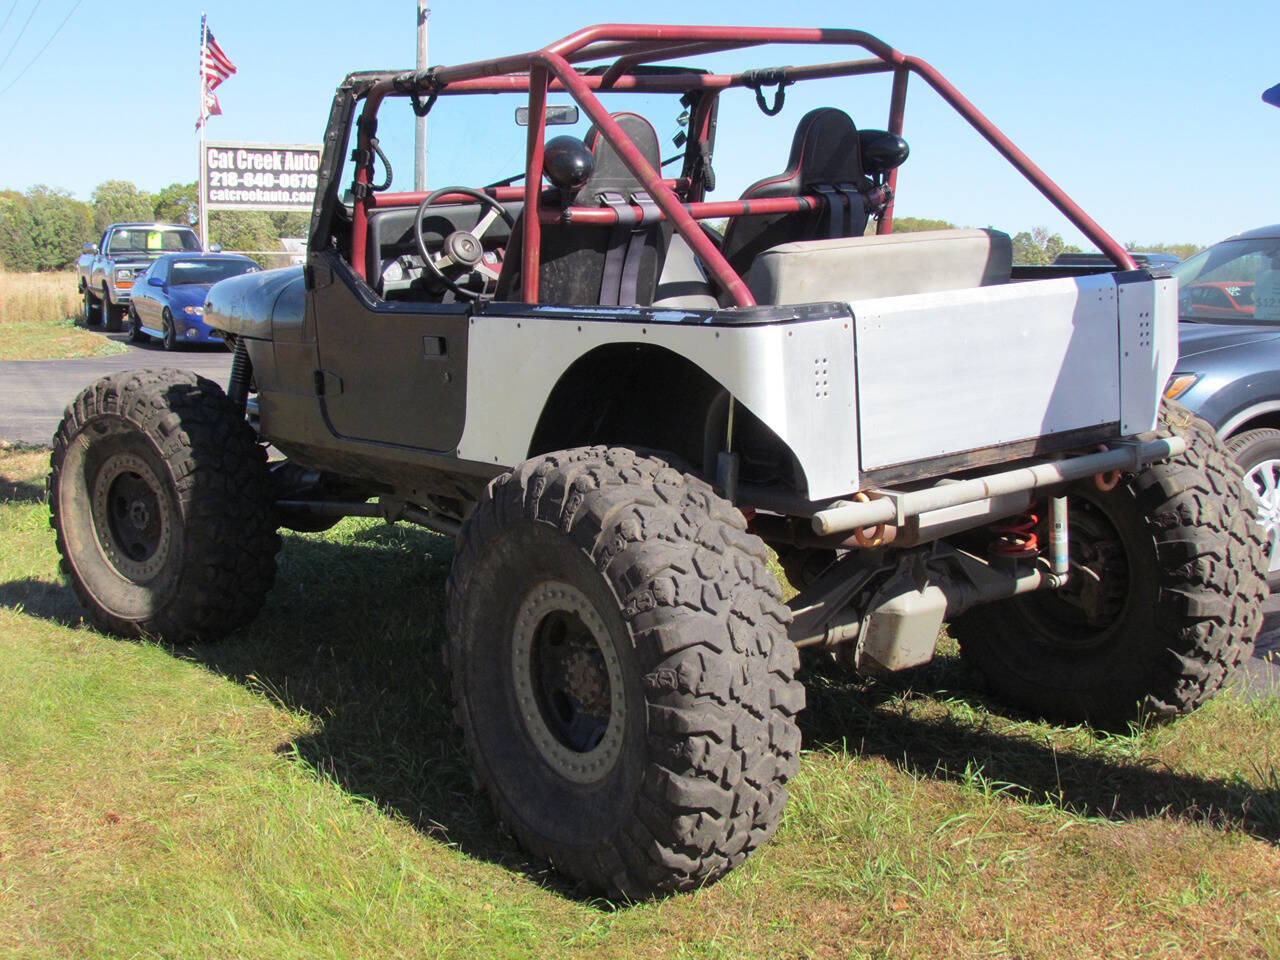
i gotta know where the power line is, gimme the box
[0,2,21,38]
[0,0,41,75]
[0,0,82,97]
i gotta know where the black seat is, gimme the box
[497,112,669,306]
[720,108,872,276]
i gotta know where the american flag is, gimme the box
[197,15,235,128]
[200,16,236,90]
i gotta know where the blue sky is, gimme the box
[0,0,1276,247]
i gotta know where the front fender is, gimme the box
[203,266,304,341]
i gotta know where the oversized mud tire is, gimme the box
[49,369,280,642]
[951,401,1267,726]
[446,447,803,897]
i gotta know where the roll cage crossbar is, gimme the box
[341,23,1135,308]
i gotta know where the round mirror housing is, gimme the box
[859,130,910,176]
[543,136,594,192]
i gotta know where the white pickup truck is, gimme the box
[76,222,202,331]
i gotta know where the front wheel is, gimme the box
[952,401,1267,726]
[82,288,100,326]
[447,447,803,897]
[48,369,280,642]
[161,309,177,351]
[1227,427,1280,577]
[127,305,148,344]
[101,285,123,332]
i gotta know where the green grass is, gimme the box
[2,445,1280,958]
[0,271,126,361]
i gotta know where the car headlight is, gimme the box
[1164,372,1200,400]
[183,305,204,316]
[115,269,134,282]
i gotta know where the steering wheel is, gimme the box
[414,186,515,301]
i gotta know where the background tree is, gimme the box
[889,216,957,233]
[0,190,37,272]
[27,186,94,272]
[209,211,278,262]
[1125,240,1204,262]
[1012,226,1082,265]
[153,181,199,226]
[90,180,155,234]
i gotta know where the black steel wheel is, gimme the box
[49,369,280,642]
[447,447,803,897]
[952,401,1267,726]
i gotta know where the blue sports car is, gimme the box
[127,253,259,350]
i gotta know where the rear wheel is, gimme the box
[48,369,280,642]
[951,402,1267,726]
[1226,427,1280,577]
[447,447,802,897]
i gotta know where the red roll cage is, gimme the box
[345,23,1136,307]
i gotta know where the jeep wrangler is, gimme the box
[49,24,1267,898]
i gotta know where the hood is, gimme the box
[109,251,167,263]
[167,283,213,307]
[1176,322,1280,361]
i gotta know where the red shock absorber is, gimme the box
[991,512,1040,558]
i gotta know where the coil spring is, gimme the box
[991,512,1040,557]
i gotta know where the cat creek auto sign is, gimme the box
[203,141,322,212]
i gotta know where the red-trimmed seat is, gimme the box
[719,107,872,277]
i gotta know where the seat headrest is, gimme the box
[785,107,865,189]
[580,112,662,201]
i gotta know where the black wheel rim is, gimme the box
[511,581,626,782]
[89,451,174,581]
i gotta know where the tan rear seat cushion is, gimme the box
[743,228,1013,305]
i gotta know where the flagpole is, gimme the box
[198,12,209,251]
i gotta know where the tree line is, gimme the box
[891,217,1202,265]
[0,180,308,272]
[0,181,1203,273]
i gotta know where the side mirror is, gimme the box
[208,243,223,253]
[858,129,910,176]
[83,242,98,254]
[148,276,164,287]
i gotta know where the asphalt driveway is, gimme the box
[0,331,231,446]
[2,327,1278,699]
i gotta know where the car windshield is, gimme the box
[107,228,201,255]
[1172,237,1280,324]
[168,259,258,285]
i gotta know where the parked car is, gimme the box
[76,223,203,331]
[1052,251,1182,270]
[126,254,259,350]
[1163,224,1280,572]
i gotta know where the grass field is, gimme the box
[2,444,1279,958]
[0,271,126,361]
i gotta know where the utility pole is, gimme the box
[414,1,430,191]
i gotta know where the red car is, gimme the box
[1181,280,1256,319]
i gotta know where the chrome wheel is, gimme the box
[1243,457,1280,573]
